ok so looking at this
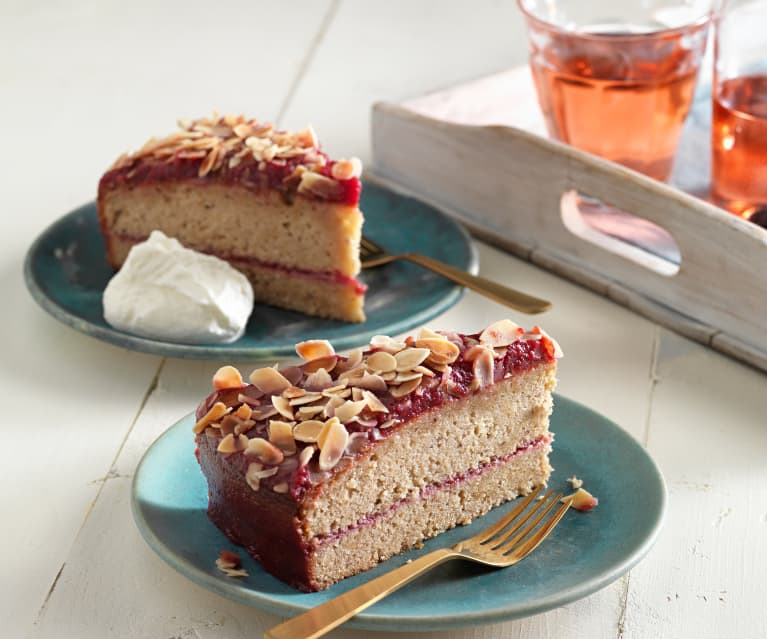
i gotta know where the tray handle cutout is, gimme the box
[560,190,681,277]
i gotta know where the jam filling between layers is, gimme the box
[313,433,553,547]
[105,230,367,295]
[194,323,559,502]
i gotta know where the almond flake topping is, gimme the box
[361,389,389,413]
[366,351,397,373]
[212,365,244,390]
[293,420,324,443]
[217,433,249,454]
[235,404,253,420]
[318,419,349,471]
[334,399,368,424]
[245,438,284,465]
[245,462,278,491]
[479,319,521,347]
[296,339,335,361]
[472,348,495,390]
[249,367,292,395]
[268,420,297,455]
[271,395,294,420]
[303,368,334,391]
[394,347,430,371]
[193,402,231,434]
[273,482,290,494]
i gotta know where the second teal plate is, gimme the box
[23,182,476,359]
[132,394,666,631]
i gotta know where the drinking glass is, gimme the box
[518,0,713,181]
[711,0,767,221]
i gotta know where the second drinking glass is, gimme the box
[518,0,712,182]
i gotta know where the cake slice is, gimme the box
[97,114,365,322]
[193,319,561,591]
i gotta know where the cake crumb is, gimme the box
[562,487,598,512]
[216,550,249,578]
[566,476,583,489]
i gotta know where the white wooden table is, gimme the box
[3,1,765,637]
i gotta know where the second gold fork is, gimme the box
[360,235,552,314]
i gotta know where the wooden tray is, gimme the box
[370,67,767,373]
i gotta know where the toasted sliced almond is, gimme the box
[394,347,430,372]
[282,386,306,399]
[293,420,324,443]
[389,377,422,398]
[245,462,278,491]
[366,351,397,373]
[304,368,334,391]
[379,418,397,429]
[335,349,363,373]
[413,365,436,377]
[299,445,315,466]
[303,355,338,374]
[297,171,343,199]
[235,404,253,420]
[416,326,442,340]
[361,389,389,413]
[347,372,388,392]
[317,416,341,450]
[289,391,324,406]
[251,406,279,421]
[323,395,345,418]
[212,365,244,390]
[334,399,368,424]
[472,348,495,390]
[318,420,349,471]
[273,482,289,494]
[217,433,249,454]
[369,335,407,353]
[331,157,362,180]
[416,337,460,363]
[297,405,325,419]
[234,419,255,435]
[249,367,291,395]
[296,339,335,361]
[271,395,294,420]
[244,438,284,465]
[479,319,521,347]
[268,420,297,455]
[193,402,231,434]
[392,371,423,384]
[337,365,366,381]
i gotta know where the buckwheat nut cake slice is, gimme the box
[193,319,562,590]
[98,113,365,322]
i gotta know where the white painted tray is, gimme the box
[370,67,767,372]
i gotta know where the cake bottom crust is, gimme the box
[306,442,552,590]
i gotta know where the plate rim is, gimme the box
[130,393,667,630]
[23,186,478,360]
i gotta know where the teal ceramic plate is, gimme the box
[23,183,476,360]
[132,394,666,631]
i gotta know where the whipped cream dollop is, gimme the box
[103,231,254,344]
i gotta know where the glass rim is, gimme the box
[516,0,713,41]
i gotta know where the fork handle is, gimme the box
[264,548,459,639]
[402,253,552,314]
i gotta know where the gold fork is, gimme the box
[359,236,552,314]
[264,485,571,639]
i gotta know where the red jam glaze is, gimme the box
[194,331,556,502]
[106,230,368,295]
[99,153,361,206]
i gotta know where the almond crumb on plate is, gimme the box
[216,550,249,577]
[566,475,583,489]
[562,487,598,512]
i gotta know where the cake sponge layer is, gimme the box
[308,442,551,590]
[99,181,362,275]
[301,362,556,537]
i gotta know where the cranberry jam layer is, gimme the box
[98,114,362,206]
[193,319,562,590]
